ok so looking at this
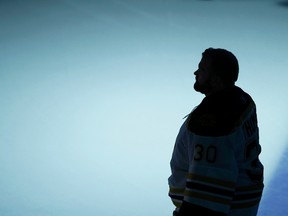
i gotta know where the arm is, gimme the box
[168,123,190,209]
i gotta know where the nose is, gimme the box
[194,69,198,75]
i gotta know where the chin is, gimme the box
[194,82,202,92]
[194,82,210,95]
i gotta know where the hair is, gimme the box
[202,48,239,85]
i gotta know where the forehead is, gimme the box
[199,56,212,68]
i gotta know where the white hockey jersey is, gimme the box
[168,86,264,216]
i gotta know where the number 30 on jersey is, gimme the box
[193,144,217,163]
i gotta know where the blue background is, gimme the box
[1,0,288,215]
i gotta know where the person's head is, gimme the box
[194,48,239,95]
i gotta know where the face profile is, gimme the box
[193,56,213,95]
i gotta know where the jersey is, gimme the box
[168,86,264,216]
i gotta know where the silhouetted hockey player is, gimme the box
[168,48,264,216]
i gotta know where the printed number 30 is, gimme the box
[194,144,217,163]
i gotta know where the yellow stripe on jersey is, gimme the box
[169,187,186,195]
[169,186,185,208]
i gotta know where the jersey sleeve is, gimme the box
[168,122,191,209]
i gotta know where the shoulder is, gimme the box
[187,86,255,136]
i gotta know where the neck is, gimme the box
[205,85,234,96]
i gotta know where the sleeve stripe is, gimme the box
[187,173,236,189]
[184,190,231,205]
[233,183,263,201]
[172,199,182,208]
[186,181,234,198]
[233,191,262,201]
[169,187,185,194]
[235,183,264,192]
[169,187,185,208]
[169,194,183,200]
[231,199,261,209]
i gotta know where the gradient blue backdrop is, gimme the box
[1,0,288,215]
